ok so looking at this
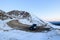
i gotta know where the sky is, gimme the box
[0,0,60,21]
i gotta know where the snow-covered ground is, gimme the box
[0,19,60,40]
[0,29,59,40]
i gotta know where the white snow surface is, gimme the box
[0,18,60,40]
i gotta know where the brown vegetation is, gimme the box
[7,20,51,32]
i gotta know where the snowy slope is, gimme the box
[0,10,60,40]
[0,19,60,40]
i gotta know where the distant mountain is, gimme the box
[50,21,60,26]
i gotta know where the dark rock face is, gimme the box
[7,10,21,16]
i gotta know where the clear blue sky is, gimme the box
[0,0,60,21]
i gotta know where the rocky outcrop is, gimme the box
[0,10,32,20]
[7,10,31,19]
[0,10,9,20]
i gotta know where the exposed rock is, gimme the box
[0,10,32,20]
[7,10,31,19]
[0,10,9,20]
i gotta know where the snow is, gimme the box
[0,17,60,40]
[0,28,60,40]
[0,20,13,30]
[52,25,60,29]
[19,15,46,26]
[19,19,33,25]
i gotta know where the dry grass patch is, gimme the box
[7,20,51,32]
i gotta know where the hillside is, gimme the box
[0,10,60,40]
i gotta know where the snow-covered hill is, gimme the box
[0,10,60,40]
[0,19,60,40]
